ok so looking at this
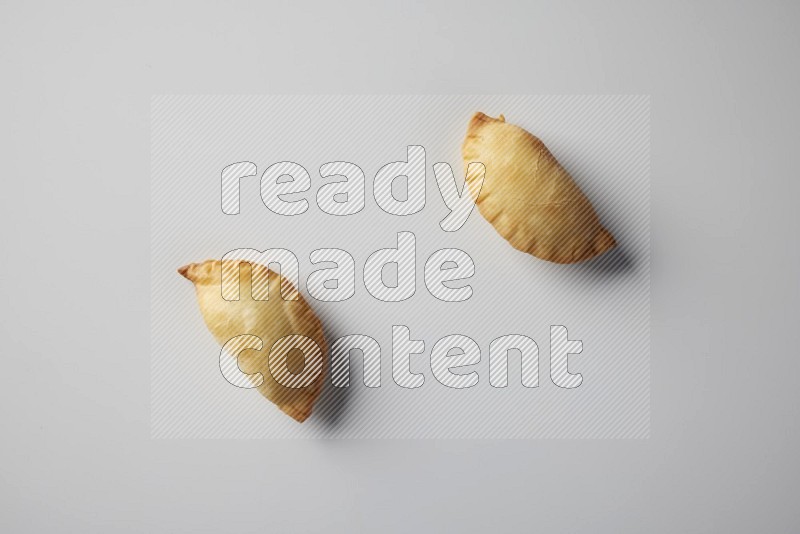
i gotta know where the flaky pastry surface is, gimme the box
[463,112,615,263]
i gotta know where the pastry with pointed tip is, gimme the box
[462,112,616,263]
[179,259,327,422]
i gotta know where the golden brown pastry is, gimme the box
[179,259,326,422]
[462,112,616,263]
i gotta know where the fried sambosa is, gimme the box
[179,259,326,422]
[462,112,616,263]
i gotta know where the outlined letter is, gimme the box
[489,335,539,388]
[260,161,311,216]
[330,334,381,388]
[550,326,583,388]
[430,334,480,388]
[424,248,475,302]
[220,248,300,301]
[392,325,425,388]
[432,162,485,231]
[373,146,426,215]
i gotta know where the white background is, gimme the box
[151,95,650,439]
[1,1,798,532]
